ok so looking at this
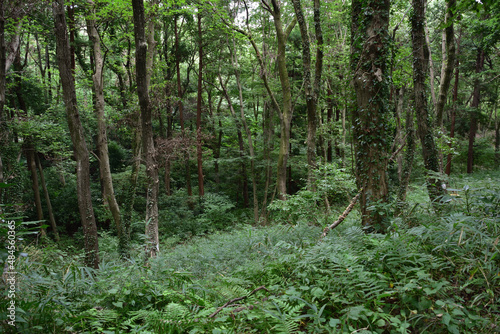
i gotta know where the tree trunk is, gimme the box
[351,0,391,231]
[36,154,59,241]
[411,0,445,203]
[467,48,485,174]
[445,30,461,175]
[196,12,204,197]
[231,39,258,220]
[26,145,46,237]
[0,0,5,127]
[132,0,160,258]
[219,71,249,208]
[436,0,456,129]
[174,18,192,198]
[398,100,416,202]
[86,2,122,248]
[264,0,296,200]
[53,0,99,268]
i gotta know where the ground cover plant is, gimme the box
[1,172,498,333]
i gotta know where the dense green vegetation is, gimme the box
[0,0,499,332]
[1,173,499,333]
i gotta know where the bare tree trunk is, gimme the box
[445,30,461,176]
[53,0,99,268]
[174,17,192,197]
[411,0,445,204]
[218,70,249,208]
[36,154,59,241]
[196,12,204,197]
[86,2,122,248]
[132,0,160,258]
[26,146,46,237]
[231,39,258,221]
[398,100,416,202]
[467,48,485,174]
[351,0,391,231]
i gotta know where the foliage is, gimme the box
[6,174,498,333]
[268,162,356,224]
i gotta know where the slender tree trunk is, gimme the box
[445,30,461,175]
[398,100,416,202]
[123,112,142,252]
[424,21,437,110]
[86,2,122,248]
[436,0,456,128]
[26,146,46,237]
[467,48,485,174]
[174,17,192,197]
[53,0,99,268]
[411,0,445,204]
[351,0,391,231]
[196,12,204,197]
[260,100,274,223]
[132,0,160,258]
[0,0,5,127]
[219,71,249,208]
[36,154,59,241]
[263,0,296,200]
[0,1,6,206]
[231,39,258,221]
[291,0,323,190]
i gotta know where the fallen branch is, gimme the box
[209,285,269,318]
[321,189,362,239]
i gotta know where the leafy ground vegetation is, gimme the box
[0,171,499,334]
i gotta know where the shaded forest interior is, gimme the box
[0,0,499,332]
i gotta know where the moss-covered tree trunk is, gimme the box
[411,0,445,203]
[351,0,391,231]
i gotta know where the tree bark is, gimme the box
[270,1,294,200]
[230,39,258,220]
[86,1,122,248]
[36,154,59,241]
[411,0,445,203]
[436,0,456,129]
[398,99,416,202]
[291,0,323,190]
[132,0,160,258]
[445,30,461,175]
[218,70,249,208]
[196,12,204,197]
[174,17,192,197]
[351,0,391,231]
[53,0,99,268]
[467,48,485,174]
[26,145,46,237]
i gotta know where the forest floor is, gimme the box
[2,171,499,333]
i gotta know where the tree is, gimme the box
[86,0,123,251]
[291,0,323,190]
[410,0,445,203]
[52,0,99,268]
[350,0,391,231]
[132,0,160,258]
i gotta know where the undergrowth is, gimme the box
[0,174,498,333]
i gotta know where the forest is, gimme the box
[0,0,499,332]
